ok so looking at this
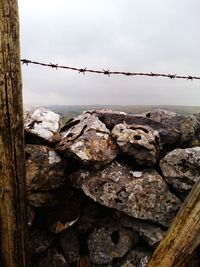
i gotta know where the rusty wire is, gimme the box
[20,59,200,81]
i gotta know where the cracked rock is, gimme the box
[88,220,138,264]
[24,107,61,144]
[56,113,118,168]
[160,147,200,191]
[120,248,152,267]
[70,161,181,226]
[26,145,66,191]
[96,111,181,148]
[112,123,161,166]
[115,212,165,247]
[142,109,200,147]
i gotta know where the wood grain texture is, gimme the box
[0,0,28,266]
[147,179,200,267]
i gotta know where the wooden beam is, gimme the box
[0,0,28,266]
[147,178,200,267]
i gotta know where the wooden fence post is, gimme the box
[0,0,28,266]
[147,178,200,267]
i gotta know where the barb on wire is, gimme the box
[20,59,200,81]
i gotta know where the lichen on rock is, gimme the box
[24,107,62,143]
[70,161,181,226]
[160,147,200,191]
[112,123,161,166]
[56,113,118,168]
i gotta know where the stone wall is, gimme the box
[24,107,200,267]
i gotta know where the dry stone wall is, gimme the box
[24,107,200,267]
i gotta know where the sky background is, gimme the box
[18,0,200,106]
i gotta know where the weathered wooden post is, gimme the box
[0,0,28,266]
[147,178,200,267]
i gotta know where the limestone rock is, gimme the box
[70,161,181,226]
[115,212,165,247]
[142,109,180,123]
[36,248,69,267]
[96,111,181,148]
[24,107,61,144]
[142,109,200,147]
[29,229,54,254]
[179,115,200,146]
[26,145,66,192]
[160,147,200,191]
[112,123,161,166]
[56,113,118,168]
[88,220,138,264]
[120,248,152,267]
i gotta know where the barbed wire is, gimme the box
[20,59,200,81]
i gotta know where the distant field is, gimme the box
[46,105,200,123]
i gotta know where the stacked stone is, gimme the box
[25,107,200,267]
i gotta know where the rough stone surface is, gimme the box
[112,123,161,166]
[142,109,200,147]
[56,113,118,168]
[88,220,138,264]
[96,111,181,147]
[115,212,165,247]
[179,115,200,146]
[29,229,54,254]
[36,248,69,267]
[142,109,180,124]
[70,161,181,226]
[120,248,152,267]
[160,147,200,191]
[24,107,61,143]
[26,145,66,191]
[28,192,59,208]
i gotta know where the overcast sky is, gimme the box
[18,0,200,106]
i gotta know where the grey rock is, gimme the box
[120,248,152,267]
[160,147,200,191]
[112,123,161,166]
[24,107,61,144]
[59,229,80,264]
[36,248,69,267]
[88,220,138,264]
[56,113,118,169]
[142,109,180,124]
[70,161,181,226]
[26,145,66,191]
[179,115,200,146]
[115,212,165,247]
[28,192,59,208]
[142,109,200,147]
[27,205,36,228]
[29,229,54,254]
[96,111,181,147]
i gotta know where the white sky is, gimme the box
[18,0,200,106]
